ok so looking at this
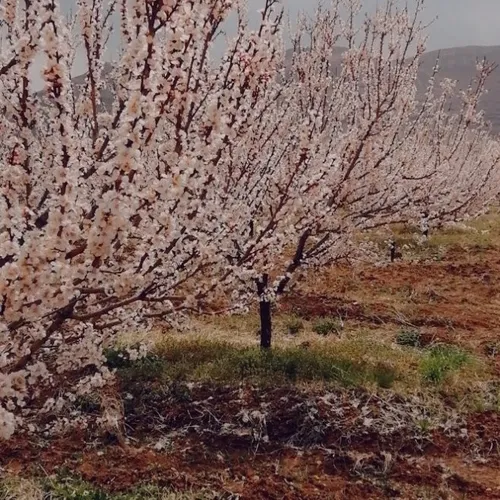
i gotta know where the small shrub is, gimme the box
[104,344,148,370]
[312,317,342,336]
[420,344,469,385]
[104,347,133,369]
[416,418,432,435]
[117,354,165,383]
[395,329,422,348]
[285,316,304,336]
[169,379,193,403]
[372,362,398,389]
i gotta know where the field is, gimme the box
[2,216,500,499]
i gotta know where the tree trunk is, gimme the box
[259,299,272,349]
[256,274,273,349]
[421,213,429,239]
[390,240,396,262]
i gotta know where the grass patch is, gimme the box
[106,349,165,382]
[285,316,304,336]
[0,476,44,500]
[0,475,223,499]
[217,347,361,385]
[395,329,422,348]
[114,338,409,389]
[112,336,489,396]
[420,344,471,385]
[311,317,343,336]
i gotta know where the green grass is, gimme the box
[0,476,222,499]
[284,316,304,335]
[395,329,422,348]
[420,344,471,385]
[311,317,343,336]
[108,335,489,396]
[111,338,405,389]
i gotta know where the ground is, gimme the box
[1,216,500,499]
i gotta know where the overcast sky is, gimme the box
[32,0,500,89]
[286,0,500,50]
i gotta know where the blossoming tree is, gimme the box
[400,66,500,232]
[0,0,284,439]
[207,0,500,348]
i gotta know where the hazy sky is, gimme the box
[65,0,500,50]
[287,0,500,50]
[31,0,500,88]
